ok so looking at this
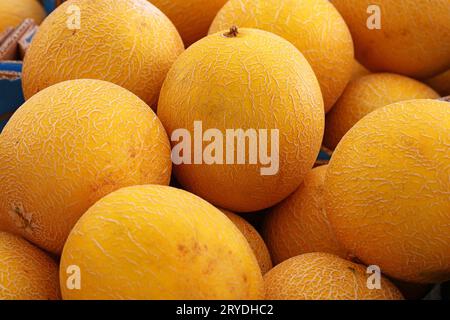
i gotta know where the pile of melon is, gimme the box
[0,0,449,300]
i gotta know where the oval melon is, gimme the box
[221,209,273,274]
[150,0,228,46]
[263,165,347,265]
[0,0,46,33]
[22,0,184,107]
[264,253,403,300]
[0,79,172,254]
[60,185,264,300]
[209,0,354,112]
[0,232,60,300]
[325,99,450,283]
[331,0,450,78]
[324,73,439,150]
[157,27,324,212]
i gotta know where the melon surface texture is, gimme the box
[60,185,264,300]
[22,0,184,107]
[210,0,354,112]
[0,0,46,33]
[0,79,172,254]
[325,99,450,283]
[158,28,324,212]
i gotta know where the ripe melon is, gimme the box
[209,0,354,112]
[157,27,324,212]
[220,209,273,274]
[0,0,46,33]
[264,253,404,300]
[426,69,450,97]
[0,232,60,300]
[324,73,439,150]
[331,0,450,78]
[325,99,450,283]
[150,0,228,46]
[0,79,172,254]
[263,165,347,265]
[22,0,184,107]
[60,185,264,300]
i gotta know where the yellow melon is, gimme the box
[0,232,60,300]
[331,0,450,78]
[426,69,450,97]
[157,27,324,212]
[264,253,404,300]
[150,0,228,46]
[325,99,450,283]
[220,209,272,274]
[209,0,354,112]
[0,0,46,33]
[324,73,439,150]
[0,79,172,254]
[22,0,184,107]
[60,185,264,300]
[263,165,347,265]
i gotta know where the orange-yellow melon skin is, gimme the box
[263,165,347,265]
[331,0,450,79]
[60,185,264,300]
[264,253,404,300]
[22,0,184,107]
[0,0,46,33]
[350,60,371,82]
[221,209,273,274]
[325,100,450,284]
[149,0,228,46]
[0,79,172,254]
[426,69,450,97]
[209,0,354,112]
[324,73,439,150]
[157,28,324,212]
[0,232,60,300]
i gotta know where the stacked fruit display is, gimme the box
[0,0,449,300]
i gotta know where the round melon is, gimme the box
[324,73,439,150]
[150,0,228,46]
[325,99,450,283]
[60,185,264,300]
[157,27,324,212]
[0,0,46,33]
[209,0,354,112]
[22,0,184,107]
[221,209,273,274]
[426,69,450,97]
[331,0,450,78]
[0,79,172,254]
[263,165,347,265]
[0,232,60,300]
[264,253,404,300]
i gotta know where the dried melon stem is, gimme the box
[224,26,239,38]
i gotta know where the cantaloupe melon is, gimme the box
[0,232,60,300]
[220,209,272,274]
[157,27,324,212]
[263,165,347,265]
[209,0,354,112]
[426,69,450,96]
[60,185,264,300]
[149,0,228,46]
[0,79,172,254]
[324,73,439,150]
[264,253,404,300]
[22,0,184,107]
[325,99,450,283]
[0,0,46,33]
[331,0,450,78]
